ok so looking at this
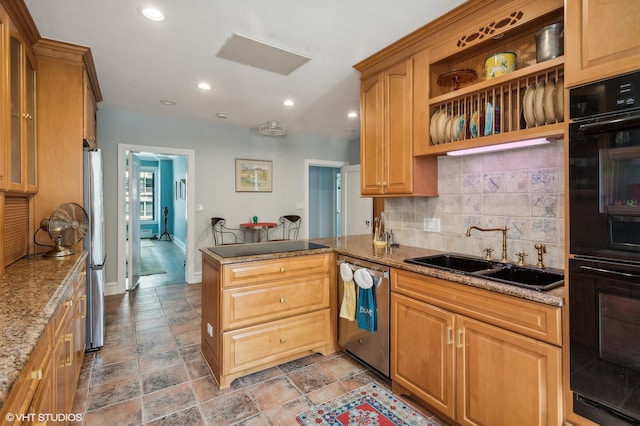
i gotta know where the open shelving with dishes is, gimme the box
[427,59,564,154]
[418,5,565,156]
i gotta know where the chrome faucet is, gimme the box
[466,225,509,262]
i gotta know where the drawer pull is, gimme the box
[279,297,285,303]
[65,333,73,366]
[280,338,287,344]
[280,267,285,273]
[31,369,43,380]
[80,295,87,319]
[456,329,463,348]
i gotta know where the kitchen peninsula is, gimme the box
[200,240,338,388]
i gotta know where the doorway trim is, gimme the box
[116,144,196,294]
[304,159,348,239]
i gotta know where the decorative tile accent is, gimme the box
[483,173,503,193]
[532,195,558,217]
[530,168,558,192]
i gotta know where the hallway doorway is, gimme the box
[117,144,196,294]
[138,238,186,288]
[305,159,348,239]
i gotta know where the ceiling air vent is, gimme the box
[259,120,286,136]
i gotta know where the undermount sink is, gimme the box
[405,254,497,273]
[471,265,564,291]
[405,253,564,291]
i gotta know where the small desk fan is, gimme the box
[39,203,88,257]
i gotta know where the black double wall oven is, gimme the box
[569,71,640,425]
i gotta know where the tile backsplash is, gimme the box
[384,141,565,269]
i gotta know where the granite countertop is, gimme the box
[0,252,87,408]
[202,234,564,307]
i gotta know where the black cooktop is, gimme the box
[207,241,328,258]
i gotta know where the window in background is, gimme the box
[139,170,155,221]
[125,167,158,223]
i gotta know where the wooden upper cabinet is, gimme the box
[32,39,102,230]
[359,57,437,197]
[7,26,37,194]
[83,70,97,148]
[0,4,8,189]
[565,0,640,87]
[360,73,385,195]
[384,59,413,195]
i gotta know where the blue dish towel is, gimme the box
[357,277,379,332]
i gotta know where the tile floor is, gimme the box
[71,280,449,425]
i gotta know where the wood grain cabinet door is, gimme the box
[565,0,640,86]
[455,315,562,426]
[391,293,456,419]
[360,73,385,195]
[383,58,413,195]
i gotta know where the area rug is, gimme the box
[139,246,166,276]
[296,382,435,426]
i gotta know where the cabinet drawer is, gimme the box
[392,268,562,346]
[52,284,73,336]
[222,254,330,288]
[0,326,51,423]
[222,275,329,330]
[222,309,330,375]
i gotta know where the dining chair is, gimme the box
[211,217,245,245]
[267,215,301,241]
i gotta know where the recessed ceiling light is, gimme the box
[348,111,358,118]
[141,7,165,21]
[283,99,295,107]
[159,99,175,106]
[197,82,212,90]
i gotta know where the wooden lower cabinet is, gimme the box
[223,309,331,376]
[201,252,337,388]
[72,268,87,384]
[391,269,562,426]
[0,261,86,425]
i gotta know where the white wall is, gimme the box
[98,107,351,285]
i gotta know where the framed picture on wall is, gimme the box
[235,159,273,192]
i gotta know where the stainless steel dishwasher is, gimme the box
[337,255,390,377]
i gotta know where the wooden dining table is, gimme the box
[239,222,278,243]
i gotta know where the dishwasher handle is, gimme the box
[337,260,389,279]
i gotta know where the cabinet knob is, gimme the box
[280,267,285,273]
[279,297,285,303]
[280,338,287,344]
[30,369,43,380]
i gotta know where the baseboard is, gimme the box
[104,280,123,296]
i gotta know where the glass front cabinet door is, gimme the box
[8,31,37,193]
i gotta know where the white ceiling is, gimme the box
[24,0,466,142]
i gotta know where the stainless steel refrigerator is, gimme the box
[83,148,105,351]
